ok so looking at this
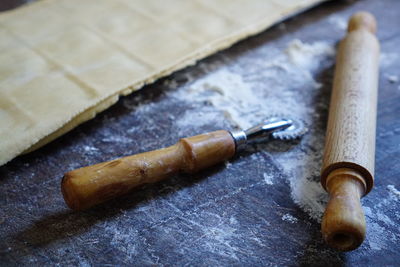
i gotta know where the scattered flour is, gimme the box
[282,213,298,223]
[385,74,399,83]
[224,161,232,169]
[285,39,334,71]
[364,207,398,250]
[364,220,389,251]
[175,107,221,130]
[262,173,274,185]
[359,185,400,250]
[105,225,138,260]
[387,185,400,200]
[176,67,261,129]
[143,38,398,251]
[102,135,132,144]
[328,15,347,31]
[276,135,329,222]
[167,39,335,222]
[380,52,399,68]
[83,145,98,152]
[173,39,334,130]
[365,206,396,228]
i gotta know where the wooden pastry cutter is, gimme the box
[62,117,307,210]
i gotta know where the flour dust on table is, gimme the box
[120,38,400,251]
[170,39,335,221]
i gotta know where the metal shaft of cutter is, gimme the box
[230,118,293,151]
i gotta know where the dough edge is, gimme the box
[1,0,327,165]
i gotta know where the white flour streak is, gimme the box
[83,145,98,152]
[175,107,221,131]
[174,39,334,130]
[176,68,259,129]
[328,15,347,30]
[285,39,334,71]
[263,173,274,185]
[102,135,132,143]
[385,74,399,83]
[171,39,334,221]
[282,213,298,223]
[388,185,400,200]
[182,69,256,128]
[364,209,398,251]
[361,185,400,250]
[380,52,399,68]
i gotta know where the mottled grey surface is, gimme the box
[1,0,400,266]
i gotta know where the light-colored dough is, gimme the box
[0,0,327,165]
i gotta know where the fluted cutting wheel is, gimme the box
[269,117,308,140]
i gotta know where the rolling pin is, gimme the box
[321,12,380,251]
[62,117,306,210]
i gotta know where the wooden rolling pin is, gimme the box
[321,12,380,251]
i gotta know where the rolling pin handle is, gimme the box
[321,168,367,251]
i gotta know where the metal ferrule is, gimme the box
[229,130,247,153]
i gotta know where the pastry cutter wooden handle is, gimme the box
[62,117,306,210]
[321,12,380,251]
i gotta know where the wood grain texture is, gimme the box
[321,168,366,251]
[321,11,380,194]
[320,12,380,251]
[62,130,235,210]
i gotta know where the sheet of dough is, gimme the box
[0,0,327,166]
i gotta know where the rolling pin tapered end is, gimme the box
[348,11,377,33]
[321,169,367,251]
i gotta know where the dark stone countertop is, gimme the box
[1,0,400,266]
